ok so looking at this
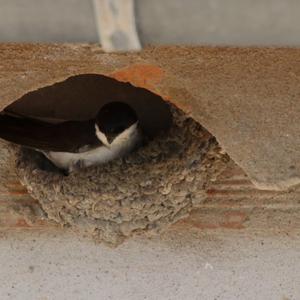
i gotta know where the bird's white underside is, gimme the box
[42,122,140,172]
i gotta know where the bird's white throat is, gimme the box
[95,122,138,148]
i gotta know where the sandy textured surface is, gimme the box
[0,229,299,300]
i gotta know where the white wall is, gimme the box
[0,229,299,300]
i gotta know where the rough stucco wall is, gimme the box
[0,44,300,190]
[0,229,299,300]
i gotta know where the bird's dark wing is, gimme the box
[0,114,101,152]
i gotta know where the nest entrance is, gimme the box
[3,74,229,245]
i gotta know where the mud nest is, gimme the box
[9,106,228,245]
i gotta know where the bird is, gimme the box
[0,102,142,175]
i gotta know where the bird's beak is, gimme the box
[106,133,118,145]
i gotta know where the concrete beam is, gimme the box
[0,44,300,190]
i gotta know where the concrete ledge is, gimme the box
[0,44,300,190]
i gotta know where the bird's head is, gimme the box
[95,102,138,147]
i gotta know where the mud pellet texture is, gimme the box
[13,105,229,246]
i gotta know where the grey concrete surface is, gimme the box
[0,0,98,42]
[136,0,300,46]
[0,230,299,300]
[1,0,300,45]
